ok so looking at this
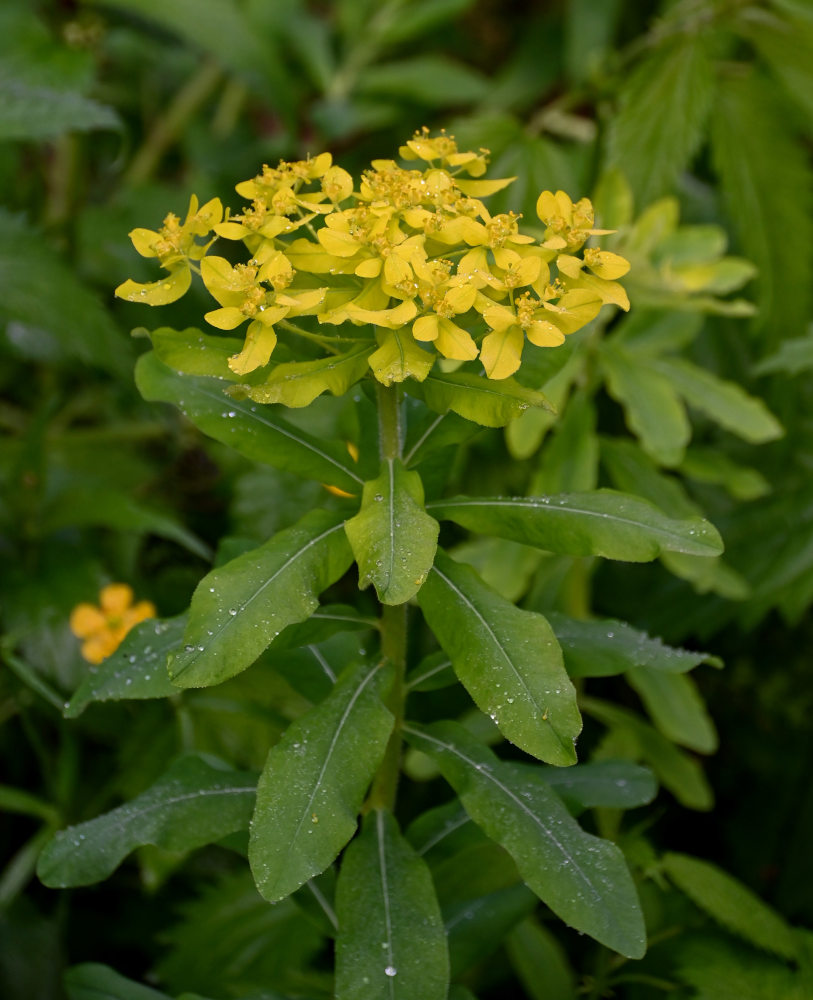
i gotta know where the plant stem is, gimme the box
[366,382,407,811]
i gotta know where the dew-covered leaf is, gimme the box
[169,510,353,689]
[428,490,722,561]
[249,660,394,902]
[149,326,244,379]
[344,459,439,605]
[335,810,449,999]
[404,721,646,958]
[37,755,257,887]
[417,550,581,766]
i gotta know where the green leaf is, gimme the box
[135,352,363,494]
[65,616,184,717]
[539,760,657,811]
[249,660,394,902]
[506,917,577,1000]
[335,810,449,999]
[547,611,719,678]
[600,342,690,466]
[403,409,480,468]
[406,652,455,692]
[169,510,353,688]
[736,8,813,126]
[531,391,598,493]
[605,34,714,207]
[357,55,488,106]
[149,326,245,379]
[37,755,257,888]
[64,964,170,1000]
[663,852,797,959]
[0,78,119,141]
[653,357,783,443]
[626,669,717,753]
[753,329,813,375]
[417,550,580,766]
[681,447,770,502]
[369,328,435,385]
[428,490,723,561]
[582,698,713,811]
[446,884,537,977]
[344,459,439,605]
[373,0,476,44]
[404,721,647,958]
[710,72,813,348]
[238,345,373,407]
[675,937,802,1000]
[408,371,553,428]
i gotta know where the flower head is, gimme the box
[70,584,156,664]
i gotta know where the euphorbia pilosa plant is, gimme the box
[38,132,725,997]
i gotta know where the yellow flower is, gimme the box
[70,584,156,665]
[536,190,611,253]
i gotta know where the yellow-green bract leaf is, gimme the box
[427,490,723,561]
[65,616,185,718]
[652,357,783,443]
[240,344,373,407]
[37,755,257,888]
[249,660,394,902]
[344,459,439,605]
[115,266,191,305]
[149,326,245,379]
[135,353,363,493]
[169,510,353,688]
[626,669,717,754]
[369,328,435,385]
[417,550,581,765]
[408,371,554,427]
[662,852,798,960]
[403,721,647,958]
[335,810,449,1000]
[600,342,690,466]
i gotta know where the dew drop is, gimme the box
[384,966,397,977]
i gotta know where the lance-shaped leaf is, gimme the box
[64,964,171,1000]
[404,721,646,958]
[169,510,353,688]
[345,459,439,605]
[237,345,373,407]
[539,760,657,811]
[136,352,363,493]
[335,810,449,1000]
[249,660,394,902]
[65,616,185,717]
[547,612,720,678]
[626,669,717,754]
[427,490,723,561]
[407,371,553,428]
[417,551,580,766]
[445,884,537,977]
[37,755,257,888]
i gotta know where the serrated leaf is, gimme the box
[428,490,722,560]
[37,755,257,888]
[249,660,394,902]
[600,342,690,465]
[663,852,797,959]
[335,810,449,999]
[0,78,120,141]
[135,352,363,493]
[65,616,184,717]
[417,550,580,765]
[626,669,717,753]
[239,345,373,407]
[606,34,714,207]
[547,611,719,678]
[169,510,353,688]
[407,371,553,428]
[404,721,647,958]
[653,357,783,443]
[344,459,438,605]
[582,698,713,810]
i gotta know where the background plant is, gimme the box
[2,1,812,998]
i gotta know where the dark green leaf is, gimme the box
[446,884,537,977]
[249,660,394,902]
[626,669,717,753]
[37,755,257,887]
[135,353,364,493]
[357,56,488,106]
[64,964,169,1000]
[408,372,553,428]
[169,510,353,688]
[65,616,184,717]
[428,490,723,560]
[539,760,657,810]
[417,550,580,766]
[0,78,119,141]
[753,329,813,375]
[345,459,438,605]
[406,652,455,692]
[404,721,646,958]
[506,917,577,1000]
[335,810,449,999]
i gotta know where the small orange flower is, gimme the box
[70,584,156,664]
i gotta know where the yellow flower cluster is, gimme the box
[70,584,156,664]
[117,130,629,382]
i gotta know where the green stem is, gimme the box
[376,381,403,462]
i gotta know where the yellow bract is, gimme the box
[70,584,156,664]
[117,131,631,386]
